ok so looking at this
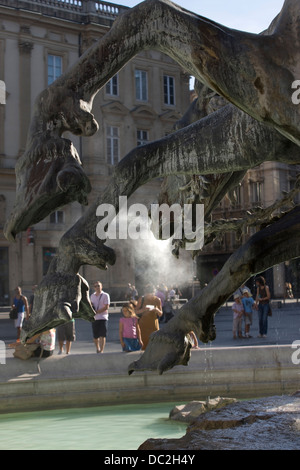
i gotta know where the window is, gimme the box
[47,54,62,85]
[251,182,263,203]
[135,69,148,101]
[50,211,64,224]
[106,126,119,165]
[137,130,148,146]
[105,75,118,96]
[164,75,175,105]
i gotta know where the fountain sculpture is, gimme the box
[4,0,300,374]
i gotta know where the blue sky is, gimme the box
[115,0,284,33]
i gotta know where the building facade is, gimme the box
[0,0,192,302]
[196,161,300,298]
[0,0,298,303]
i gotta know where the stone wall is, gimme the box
[0,345,298,413]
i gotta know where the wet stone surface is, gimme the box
[169,397,238,423]
[139,393,300,450]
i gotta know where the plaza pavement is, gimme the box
[1,299,300,359]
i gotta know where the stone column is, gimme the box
[273,263,285,298]
[18,38,33,154]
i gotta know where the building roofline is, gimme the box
[0,0,129,26]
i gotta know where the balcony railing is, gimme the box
[95,1,121,17]
[33,0,83,11]
[0,0,128,22]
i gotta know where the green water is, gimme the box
[0,402,187,450]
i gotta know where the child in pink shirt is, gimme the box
[119,302,143,352]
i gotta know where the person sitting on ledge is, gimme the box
[11,328,56,360]
[27,328,56,358]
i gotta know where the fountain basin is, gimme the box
[0,402,187,450]
[0,345,298,413]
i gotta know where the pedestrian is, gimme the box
[136,285,163,350]
[174,285,182,297]
[31,329,56,358]
[11,286,29,342]
[155,284,168,323]
[232,293,244,339]
[155,284,166,307]
[56,320,76,354]
[285,282,294,299]
[125,283,133,300]
[131,285,138,300]
[234,283,251,299]
[241,289,255,338]
[119,301,143,352]
[255,276,271,338]
[90,281,110,353]
[168,287,176,300]
[13,329,56,360]
[161,298,174,323]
